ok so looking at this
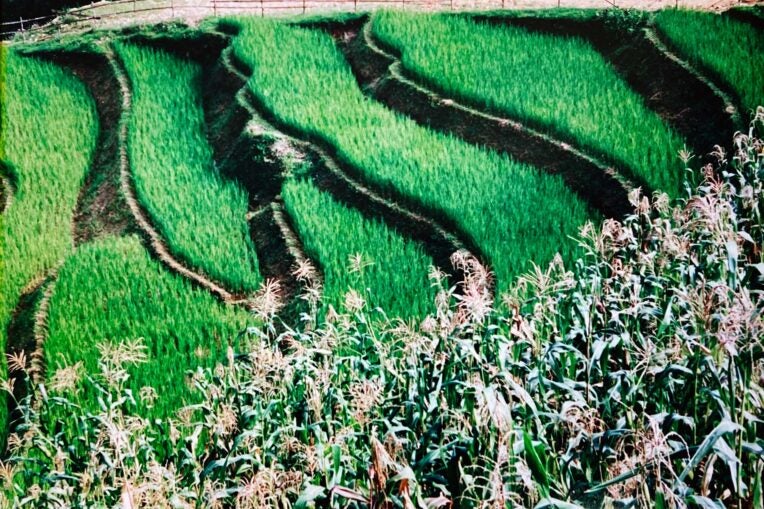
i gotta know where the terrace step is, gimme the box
[336,19,634,220]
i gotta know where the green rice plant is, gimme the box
[654,10,764,117]
[0,47,98,442]
[283,178,436,319]
[227,18,595,298]
[115,42,261,294]
[7,126,763,507]
[44,235,251,420]
[371,11,688,197]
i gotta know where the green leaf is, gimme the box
[676,419,741,486]
[524,430,550,497]
[295,484,326,509]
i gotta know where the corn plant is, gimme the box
[115,42,261,294]
[654,9,764,118]
[226,17,595,298]
[371,11,688,198]
[3,122,762,507]
[0,47,98,444]
[283,178,436,319]
[43,235,252,424]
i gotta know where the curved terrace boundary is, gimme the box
[28,48,137,246]
[108,44,250,305]
[223,36,488,286]
[469,13,740,161]
[4,268,58,434]
[334,19,633,219]
[646,25,743,130]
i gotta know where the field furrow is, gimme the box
[0,48,98,443]
[227,18,595,298]
[336,19,633,219]
[212,48,442,317]
[114,41,261,295]
[654,10,764,119]
[466,12,739,161]
[371,12,688,198]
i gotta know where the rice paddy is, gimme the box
[371,11,688,197]
[228,18,596,298]
[654,9,764,117]
[1,8,762,505]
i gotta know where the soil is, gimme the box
[4,277,49,434]
[472,14,741,162]
[206,41,476,288]
[336,21,634,219]
[31,48,136,245]
[724,6,764,29]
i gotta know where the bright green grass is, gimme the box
[45,235,251,418]
[371,11,687,198]
[227,18,595,298]
[283,179,435,318]
[654,10,764,117]
[115,42,260,294]
[0,48,98,439]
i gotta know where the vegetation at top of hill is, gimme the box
[2,119,762,508]
[371,11,687,197]
[0,47,98,446]
[654,9,764,118]
[226,17,596,298]
[116,41,261,293]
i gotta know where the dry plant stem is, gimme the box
[645,26,742,129]
[107,43,244,305]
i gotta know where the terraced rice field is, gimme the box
[0,7,758,460]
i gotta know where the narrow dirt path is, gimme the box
[334,20,635,219]
[5,268,58,431]
[645,27,743,130]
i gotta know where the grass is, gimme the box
[44,235,251,419]
[371,11,688,198]
[115,41,261,294]
[227,17,595,298]
[283,178,436,319]
[654,9,764,117]
[0,47,98,441]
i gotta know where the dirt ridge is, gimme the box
[471,14,740,161]
[107,44,248,305]
[226,44,491,273]
[645,26,743,129]
[339,20,635,219]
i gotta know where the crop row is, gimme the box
[654,10,764,117]
[44,235,251,422]
[283,177,437,319]
[115,42,261,294]
[371,11,688,198]
[0,48,99,440]
[227,18,595,298]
